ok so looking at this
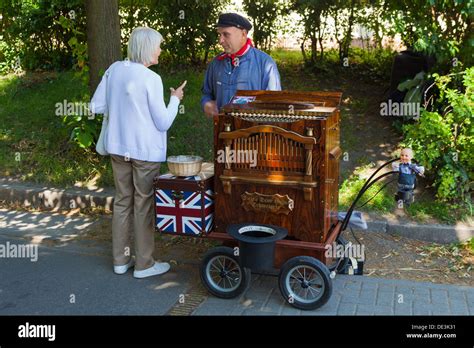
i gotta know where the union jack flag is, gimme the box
[155,188,214,236]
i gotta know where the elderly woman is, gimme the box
[91,27,186,278]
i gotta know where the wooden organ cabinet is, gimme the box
[213,90,343,245]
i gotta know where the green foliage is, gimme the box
[0,71,113,187]
[326,0,361,63]
[0,68,210,187]
[0,0,86,72]
[405,200,469,224]
[384,0,473,69]
[119,0,228,66]
[61,112,102,150]
[55,13,93,151]
[56,14,88,85]
[291,0,389,69]
[402,67,473,202]
[242,0,286,51]
[1,0,472,74]
[345,47,397,81]
[0,39,21,74]
[339,174,395,213]
[355,0,388,50]
[291,0,333,64]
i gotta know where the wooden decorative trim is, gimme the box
[220,174,318,188]
[206,224,344,252]
[219,124,317,145]
[223,180,231,195]
[305,149,312,175]
[329,146,342,160]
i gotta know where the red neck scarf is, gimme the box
[217,38,253,67]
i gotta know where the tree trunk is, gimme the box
[333,12,344,63]
[311,35,317,64]
[342,0,356,60]
[300,39,308,63]
[319,36,324,60]
[85,0,122,94]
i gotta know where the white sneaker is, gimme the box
[133,262,170,279]
[114,257,135,275]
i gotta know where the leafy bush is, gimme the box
[62,112,102,150]
[0,39,21,74]
[385,0,473,69]
[402,67,473,202]
[119,0,228,66]
[54,13,96,150]
[0,0,86,72]
[346,47,397,81]
[156,0,228,66]
[56,14,88,84]
[243,0,286,51]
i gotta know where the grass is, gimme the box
[0,67,212,188]
[338,173,396,213]
[0,71,116,187]
[154,65,214,163]
[406,200,472,225]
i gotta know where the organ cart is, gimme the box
[155,90,357,310]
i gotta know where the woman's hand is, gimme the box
[170,80,187,101]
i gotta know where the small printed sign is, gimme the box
[232,96,256,104]
[241,192,294,215]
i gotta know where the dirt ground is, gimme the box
[344,229,473,287]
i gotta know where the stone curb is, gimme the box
[0,178,114,211]
[1,178,472,244]
[361,220,473,244]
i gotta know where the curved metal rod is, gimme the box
[358,177,399,209]
[341,170,399,231]
[358,158,400,199]
[345,157,399,220]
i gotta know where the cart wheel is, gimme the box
[200,246,251,299]
[279,256,332,310]
[327,235,350,273]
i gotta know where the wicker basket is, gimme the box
[167,155,203,177]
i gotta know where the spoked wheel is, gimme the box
[327,235,350,273]
[200,246,251,299]
[279,256,332,310]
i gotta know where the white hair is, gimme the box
[127,27,163,65]
[401,148,414,157]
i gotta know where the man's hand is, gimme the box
[204,100,218,118]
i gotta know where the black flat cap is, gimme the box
[217,13,252,31]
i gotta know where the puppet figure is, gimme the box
[392,148,425,206]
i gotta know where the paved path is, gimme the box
[0,208,473,315]
[193,273,474,316]
[0,234,193,315]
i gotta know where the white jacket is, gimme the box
[91,61,180,162]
